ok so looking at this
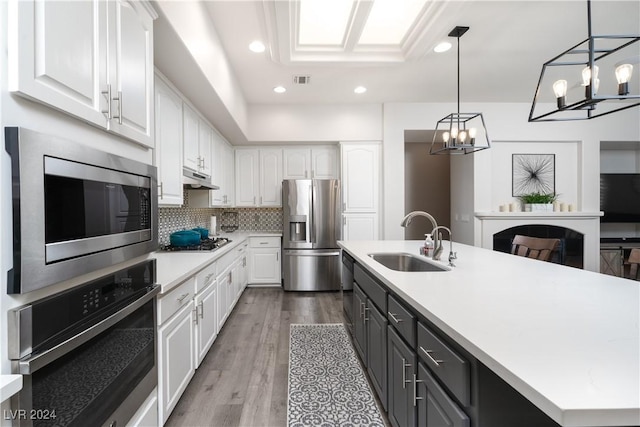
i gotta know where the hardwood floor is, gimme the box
[165,287,346,427]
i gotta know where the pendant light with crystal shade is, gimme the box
[430,26,491,155]
[529,0,639,122]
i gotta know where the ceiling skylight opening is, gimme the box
[273,86,287,93]
[354,86,367,94]
[298,0,354,46]
[249,41,266,53]
[434,42,452,53]
[358,0,428,45]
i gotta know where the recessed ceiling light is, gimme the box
[273,86,286,93]
[249,41,266,53]
[434,42,452,53]
[354,86,367,94]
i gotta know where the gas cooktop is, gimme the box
[161,237,231,252]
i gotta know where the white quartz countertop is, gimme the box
[338,239,640,427]
[153,232,281,294]
[0,375,22,402]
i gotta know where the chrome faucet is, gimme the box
[400,211,439,259]
[431,226,456,266]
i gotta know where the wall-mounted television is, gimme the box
[600,173,640,223]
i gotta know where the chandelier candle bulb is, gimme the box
[616,64,633,95]
[553,80,568,109]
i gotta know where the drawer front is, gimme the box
[249,236,280,248]
[354,264,386,314]
[417,322,470,406]
[195,261,217,294]
[387,295,416,347]
[158,277,196,325]
[217,250,236,272]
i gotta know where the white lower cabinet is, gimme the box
[157,239,252,425]
[194,279,217,367]
[216,266,233,331]
[248,236,282,285]
[158,301,195,425]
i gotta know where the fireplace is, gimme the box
[493,225,584,269]
[475,211,602,272]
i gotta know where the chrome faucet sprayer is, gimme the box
[431,226,456,265]
[400,211,439,258]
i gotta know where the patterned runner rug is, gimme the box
[287,323,385,427]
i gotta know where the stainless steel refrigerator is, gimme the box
[282,179,341,291]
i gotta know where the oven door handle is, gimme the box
[17,285,160,375]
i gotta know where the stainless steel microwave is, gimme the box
[5,127,158,294]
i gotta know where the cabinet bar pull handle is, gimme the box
[113,90,123,124]
[276,252,279,261]
[363,306,369,322]
[193,308,198,325]
[413,374,424,407]
[388,312,403,323]
[198,301,204,318]
[177,293,190,302]
[419,346,443,367]
[402,358,411,389]
[101,84,112,119]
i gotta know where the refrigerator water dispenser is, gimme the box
[288,215,307,242]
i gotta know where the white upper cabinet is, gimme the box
[197,119,213,177]
[9,0,107,127]
[235,148,282,207]
[235,149,260,206]
[183,102,213,177]
[106,0,154,146]
[311,147,338,179]
[341,143,380,213]
[223,142,235,205]
[259,148,283,206]
[154,74,183,206]
[183,103,200,172]
[210,132,234,206]
[9,0,156,147]
[282,148,309,179]
[283,146,338,179]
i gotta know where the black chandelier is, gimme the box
[430,26,491,155]
[529,0,640,122]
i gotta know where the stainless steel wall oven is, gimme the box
[4,127,158,294]
[8,259,159,427]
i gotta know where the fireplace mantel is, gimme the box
[474,211,603,272]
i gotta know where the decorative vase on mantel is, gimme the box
[524,203,553,212]
[518,192,558,213]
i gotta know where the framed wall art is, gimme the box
[512,154,555,196]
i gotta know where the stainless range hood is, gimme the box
[183,167,219,190]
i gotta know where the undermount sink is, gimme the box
[368,253,450,272]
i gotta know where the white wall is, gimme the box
[247,104,383,143]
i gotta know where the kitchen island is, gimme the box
[338,239,640,427]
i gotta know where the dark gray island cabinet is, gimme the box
[349,260,566,427]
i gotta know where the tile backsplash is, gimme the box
[158,193,282,245]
